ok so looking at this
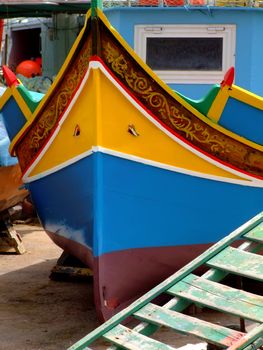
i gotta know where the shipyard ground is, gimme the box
[0,221,256,350]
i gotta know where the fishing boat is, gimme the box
[0,86,28,213]
[0,75,43,213]
[1,2,263,321]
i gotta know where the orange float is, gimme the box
[16,60,41,78]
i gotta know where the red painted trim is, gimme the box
[3,65,20,87]
[91,56,263,181]
[16,67,89,177]
[221,66,235,89]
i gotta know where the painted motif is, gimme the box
[11,14,263,179]
[100,23,263,178]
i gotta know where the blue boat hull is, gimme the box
[28,151,263,257]
[27,151,263,320]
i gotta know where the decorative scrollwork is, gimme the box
[16,33,92,169]
[102,36,263,176]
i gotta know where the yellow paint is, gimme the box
[29,69,99,177]
[12,87,32,120]
[99,69,245,181]
[0,88,11,110]
[230,84,263,110]
[28,67,245,182]
[207,86,230,122]
[0,85,32,126]
[207,84,263,123]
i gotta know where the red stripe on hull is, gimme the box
[46,230,209,321]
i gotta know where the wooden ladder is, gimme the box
[69,213,263,350]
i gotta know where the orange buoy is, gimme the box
[16,60,42,78]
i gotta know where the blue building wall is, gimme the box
[104,7,263,99]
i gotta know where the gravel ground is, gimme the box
[0,222,256,350]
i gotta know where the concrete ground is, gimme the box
[0,221,257,350]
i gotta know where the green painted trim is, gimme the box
[17,85,44,113]
[104,324,175,350]
[168,273,263,323]
[135,303,244,347]
[245,221,263,243]
[207,246,263,281]
[175,84,220,117]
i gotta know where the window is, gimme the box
[134,24,236,84]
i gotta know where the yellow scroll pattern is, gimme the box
[102,37,263,178]
[16,33,92,171]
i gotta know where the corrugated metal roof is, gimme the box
[0,1,91,18]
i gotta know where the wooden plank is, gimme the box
[103,324,176,350]
[168,274,263,322]
[206,247,263,281]
[244,222,263,243]
[134,303,244,347]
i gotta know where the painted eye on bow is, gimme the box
[128,124,139,137]
[73,124,81,136]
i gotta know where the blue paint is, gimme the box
[104,7,263,99]
[0,97,27,142]
[219,97,263,145]
[0,115,17,166]
[28,156,96,249]
[28,152,263,258]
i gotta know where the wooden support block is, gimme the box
[0,214,25,254]
[49,251,93,281]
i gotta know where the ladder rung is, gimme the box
[103,324,176,350]
[134,303,244,347]
[206,247,263,281]
[167,274,263,322]
[244,222,263,243]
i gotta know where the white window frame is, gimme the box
[134,24,236,84]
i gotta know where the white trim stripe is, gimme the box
[24,145,263,188]
[24,149,93,183]
[22,66,92,181]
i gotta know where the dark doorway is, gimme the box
[8,27,41,71]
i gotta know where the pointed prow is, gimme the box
[91,0,103,17]
[2,65,19,88]
[221,67,235,89]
